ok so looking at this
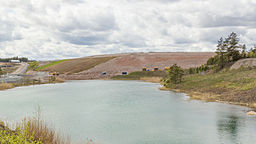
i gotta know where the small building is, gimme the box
[153,67,159,71]
[50,72,59,76]
[102,72,107,75]
[122,72,128,75]
[10,60,20,63]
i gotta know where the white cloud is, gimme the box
[0,0,255,60]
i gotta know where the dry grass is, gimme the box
[16,118,70,144]
[140,77,162,83]
[15,106,71,144]
[0,83,15,90]
[42,57,115,75]
[1,105,98,144]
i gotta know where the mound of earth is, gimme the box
[59,52,215,80]
[230,58,256,70]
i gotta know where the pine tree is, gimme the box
[166,64,184,84]
[216,37,226,69]
[225,32,241,62]
[0,68,3,75]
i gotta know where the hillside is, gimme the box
[40,56,115,75]
[55,52,215,80]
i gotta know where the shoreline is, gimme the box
[1,77,256,111]
[136,77,256,110]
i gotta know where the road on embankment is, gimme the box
[12,62,29,75]
[0,62,29,83]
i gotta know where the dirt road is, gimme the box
[12,63,29,75]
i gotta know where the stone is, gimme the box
[247,111,256,115]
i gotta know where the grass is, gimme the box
[36,59,69,71]
[0,106,97,144]
[0,83,15,90]
[27,61,39,71]
[164,67,256,106]
[0,106,70,144]
[140,77,162,83]
[42,57,115,75]
[112,71,166,80]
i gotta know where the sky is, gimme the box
[0,0,256,60]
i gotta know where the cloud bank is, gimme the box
[0,0,256,60]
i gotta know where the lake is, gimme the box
[0,80,255,144]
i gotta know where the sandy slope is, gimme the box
[59,52,215,80]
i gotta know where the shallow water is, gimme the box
[0,80,255,144]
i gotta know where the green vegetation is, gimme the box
[112,71,166,80]
[36,59,69,71]
[0,106,70,144]
[27,61,39,71]
[162,32,256,107]
[0,121,41,144]
[163,64,184,84]
[188,65,210,74]
[207,32,256,70]
[0,68,3,75]
[162,67,256,105]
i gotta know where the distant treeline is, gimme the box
[0,57,28,62]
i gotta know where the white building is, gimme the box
[10,60,20,63]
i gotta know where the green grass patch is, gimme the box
[36,59,69,71]
[167,67,256,92]
[27,61,39,71]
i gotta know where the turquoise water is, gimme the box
[0,80,255,144]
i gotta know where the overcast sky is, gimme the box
[0,0,256,60]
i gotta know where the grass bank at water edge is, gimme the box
[164,67,256,108]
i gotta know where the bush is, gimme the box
[1,106,71,144]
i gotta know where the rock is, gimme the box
[230,58,256,70]
[247,111,256,115]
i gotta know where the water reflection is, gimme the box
[217,114,241,144]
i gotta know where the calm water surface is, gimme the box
[0,80,255,144]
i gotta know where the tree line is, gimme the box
[163,32,255,85]
[0,57,28,62]
[208,32,256,69]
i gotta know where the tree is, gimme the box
[224,32,241,62]
[0,68,3,75]
[165,64,184,84]
[241,44,247,58]
[248,45,256,58]
[216,37,227,69]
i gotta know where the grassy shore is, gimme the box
[163,67,256,108]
